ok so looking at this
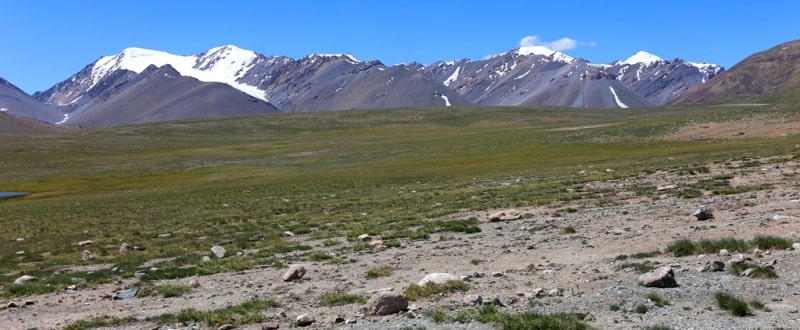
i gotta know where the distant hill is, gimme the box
[674,40,800,104]
[0,77,63,123]
[64,64,281,127]
[0,111,64,134]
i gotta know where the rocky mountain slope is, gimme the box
[674,40,800,104]
[415,47,721,108]
[58,64,280,127]
[31,44,720,122]
[0,77,62,124]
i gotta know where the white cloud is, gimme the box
[519,35,596,51]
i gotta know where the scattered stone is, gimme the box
[81,250,96,261]
[282,265,307,282]
[189,278,200,288]
[283,231,295,237]
[532,288,545,297]
[492,271,505,277]
[657,184,678,191]
[249,233,265,241]
[211,245,227,259]
[639,267,678,288]
[729,254,745,265]
[463,294,483,306]
[488,209,521,222]
[548,288,563,297]
[261,322,280,330]
[14,275,38,285]
[740,268,757,277]
[333,316,346,324]
[218,324,234,330]
[77,240,93,246]
[15,251,24,255]
[418,272,460,286]
[719,249,730,256]
[692,207,714,220]
[361,292,408,316]
[358,234,372,242]
[7,301,18,308]
[111,288,138,300]
[296,314,315,327]
[202,256,212,262]
[119,243,135,252]
[700,261,725,272]
[345,318,357,324]
[157,233,172,238]
[493,294,516,307]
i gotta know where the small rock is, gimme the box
[488,209,521,222]
[333,316,345,324]
[218,324,234,330]
[7,301,18,308]
[81,250,96,261]
[793,243,800,250]
[700,261,725,272]
[157,233,172,238]
[493,293,516,307]
[296,314,315,327]
[210,245,227,259]
[345,318,357,324]
[282,265,307,282]
[638,267,678,288]
[13,275,38,285]
[357,234,372,242]
[657,184,678,191]
[418,273,460,286]
[548,288,563,297]
[361,292,408,316]
[719,249,730,256]
[463,294,483,306]
[692,207,714,220]
[261,322,280,330]
[740,268,757,277]
[729,254,745,265]
[189,278,200,288]
[119,243,135,252]
[283,231,295,237]
[492,271,505,277]
[77,240,93,247]
[202,256,212,262]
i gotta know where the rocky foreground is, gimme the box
[3,155,800,330]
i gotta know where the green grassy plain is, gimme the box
[1,104,799,296]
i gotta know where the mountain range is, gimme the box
[0,42,751,128]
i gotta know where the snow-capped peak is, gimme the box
[623,51,663,65]
[90,46,266,101]
[305,53,360,64]
[514,46,574,63]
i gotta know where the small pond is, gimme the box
[0,192,28,200]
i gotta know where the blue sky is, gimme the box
[3,1,798,94]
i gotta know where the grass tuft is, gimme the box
[365,265,395,279]
[404,280,469,301]
[715,292,752,316]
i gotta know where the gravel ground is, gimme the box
[3,155,800,330]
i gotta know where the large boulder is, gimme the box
[639,267,678,288]
[361,292,408,316]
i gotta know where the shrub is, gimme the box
[752,235,793,250]
[728,263,777,278]
[318,292,366,306]
[666,238,697,257]
[404,280,469,301]
[562,226,577,234]
[365,265,395,279]
[715,292,752,316]
[634,304,649,314]
[647,293,671,307]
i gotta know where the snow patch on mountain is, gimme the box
[515,46,574,63]
[624,51,663,65]
[608,87,629,108]
[444,67,460,87]
[91,45,267,101]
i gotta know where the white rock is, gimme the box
[418,273,460,286]
[210,245,227,259]
[282,265,307,282]
[488,209,521,222]
[13,275,38,285]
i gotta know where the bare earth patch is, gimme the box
[4,157,800,329]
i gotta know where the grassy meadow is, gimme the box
[1,103,799,296]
